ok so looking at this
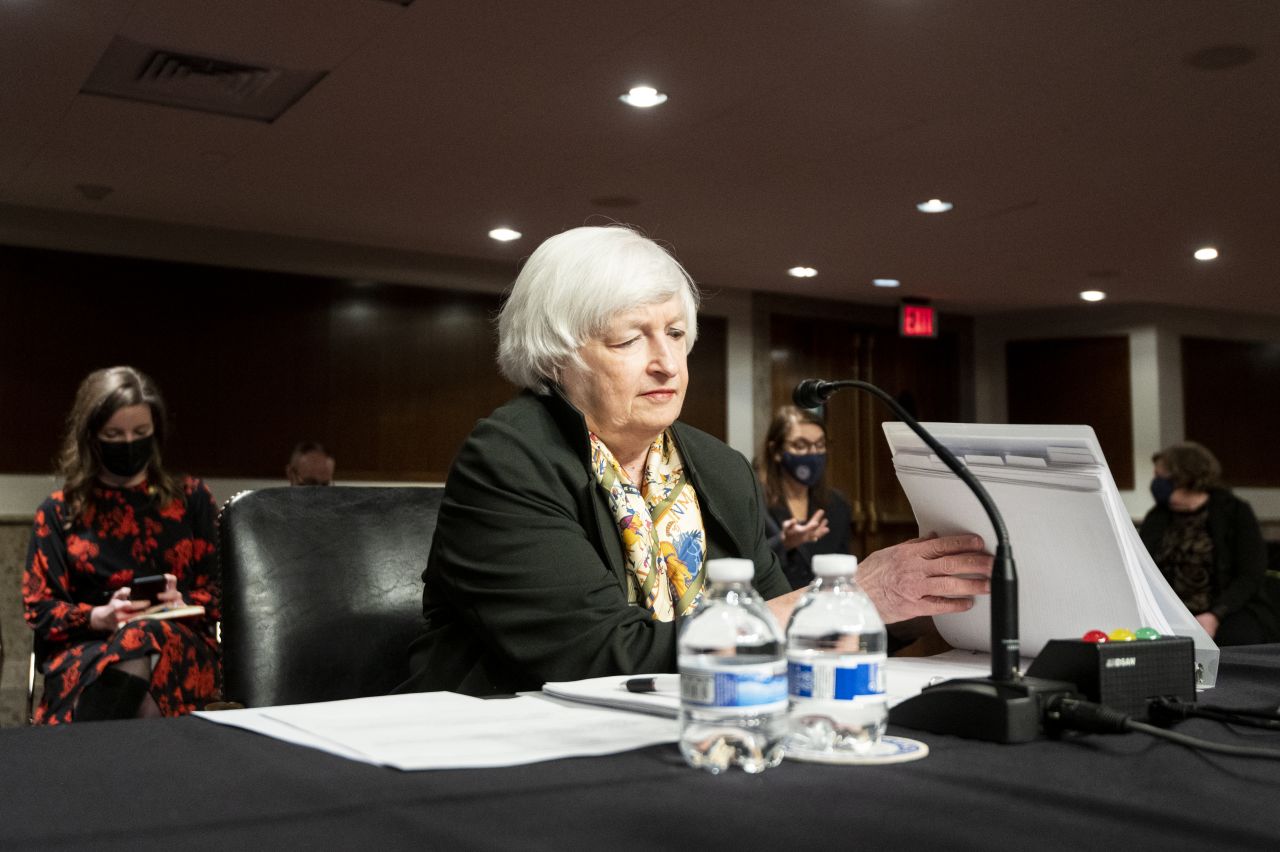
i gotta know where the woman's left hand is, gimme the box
[157,573,186,608]
[1194,611,1219,638]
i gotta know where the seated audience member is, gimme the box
[1139,442,1278,645]
[760,405,853,590]
[286,441,335,486]
[399,225,993,696]
[23,366,221,723]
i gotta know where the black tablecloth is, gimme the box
[3,647,1279,851]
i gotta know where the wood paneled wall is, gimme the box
[0,245,726,481]
[1182,336,1280,487]
[1005,336,1134,489]
[768,308,969,555]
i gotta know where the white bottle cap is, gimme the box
[705,558,754,583]
[811,553,858,578]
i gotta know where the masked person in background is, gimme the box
[759,405,853,590]
[23,366,221,723]
[1139,441,1278,646]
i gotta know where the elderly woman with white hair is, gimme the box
[399,226,992,696]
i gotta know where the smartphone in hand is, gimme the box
[129,574,167,607]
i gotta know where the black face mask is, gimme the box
[1150,476,1175,507]
[98,436,154,478]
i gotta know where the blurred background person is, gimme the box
[286,441,335,486]
[760,405,853,590]
[1139,441,1278,646]
[23,366,221,723]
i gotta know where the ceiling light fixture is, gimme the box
[619,86,667,108]
[1079,290,1106,302]
[916,198,954,213]
[872,278,901,288]
[489,227,522,242]
[1193,246,1219,261]
[787,267,818,278]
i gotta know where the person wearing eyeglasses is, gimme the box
[759,405,852,590]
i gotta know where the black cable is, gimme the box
[1124,720,1280,759]
[1147,695,1280,731]
[1044,695,1280,760]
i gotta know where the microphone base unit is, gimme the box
[1025,636,1196,720]
[888,675,1078,744]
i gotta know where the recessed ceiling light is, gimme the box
[1080,290,1106,302]
[872,278,901,288]
[916,198,954,213]
[489,227,522,242]
[619,86,667,108]
[787,266,818,278]
[1193,246,1219,261]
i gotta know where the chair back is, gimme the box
[218,486,440,707]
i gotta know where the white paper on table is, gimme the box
[194,705,380,764]
[197,691,679,770]
[541,674,680,718]
[884,651,996,707]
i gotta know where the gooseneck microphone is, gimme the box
[794,378,1075,742]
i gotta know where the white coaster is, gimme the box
[784,735,929,766]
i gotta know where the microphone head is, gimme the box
[793,379,830,409]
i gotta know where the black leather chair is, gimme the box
[217,486,441,707]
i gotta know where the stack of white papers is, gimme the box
[882,422,1218,687]
[195,691,678,770]
[541,674,680,718]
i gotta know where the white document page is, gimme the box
[894,463,1145,655]
[882,422,1218,686]
[884,651,994,706]
[541,674,680,718]
[197,691,679,770]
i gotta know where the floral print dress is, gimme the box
[23,477,222,724]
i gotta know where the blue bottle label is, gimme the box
[680,661,788,713]
[788,655,886,700]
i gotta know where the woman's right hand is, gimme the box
[781,509,829,550]
[89,587,144,632]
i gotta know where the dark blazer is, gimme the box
[399,389,791,696]
[1138,489,1267,621]
[766,489,854,590]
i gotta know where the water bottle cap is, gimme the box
[811,553,858,578]
[705,558,754,583]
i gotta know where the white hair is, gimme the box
[497,226,700,393]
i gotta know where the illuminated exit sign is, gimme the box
[900,301,937,338]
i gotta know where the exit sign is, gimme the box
[900,302,937,338]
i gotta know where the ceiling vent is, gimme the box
[81,37,326,122]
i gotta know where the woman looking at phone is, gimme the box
[23,366,221,723]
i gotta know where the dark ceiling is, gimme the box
[1,0,1277,315]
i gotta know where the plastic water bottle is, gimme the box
[678,558,787,774]
[785,553,888,756]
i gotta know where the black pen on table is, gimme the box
[625,677,657,693]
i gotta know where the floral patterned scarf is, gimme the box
[590,430,706,621]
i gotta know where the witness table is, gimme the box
[3,646,1279,851]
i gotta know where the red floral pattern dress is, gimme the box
[23,477,222,724]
